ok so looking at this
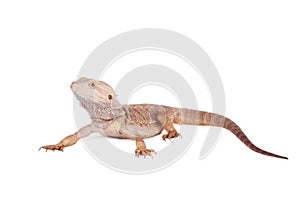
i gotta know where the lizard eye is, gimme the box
[90,82,95,88]
[108,95,112,100]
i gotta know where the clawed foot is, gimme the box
[39,144,65,152]
[135,148,156,158]
[135,138,156,158]
[162,130,181,141]
[39,133,79,152]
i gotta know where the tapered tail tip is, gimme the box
[276,155,288,160]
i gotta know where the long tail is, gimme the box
[173,108,288,159]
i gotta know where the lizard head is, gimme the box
[71,77,119,120]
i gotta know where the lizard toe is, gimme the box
[39,144,65,152]
[162,131,181,141]
[135,148,155,158]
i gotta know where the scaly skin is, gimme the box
[39,77,288,159]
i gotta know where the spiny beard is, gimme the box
[75,94,114,120]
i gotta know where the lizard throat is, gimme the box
[75,94,115,121]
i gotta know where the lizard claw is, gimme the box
[162,131,181,141]
[162,137,174,143]
[135,148,155,158]
[39,144,64,152]
[135,138,155,158]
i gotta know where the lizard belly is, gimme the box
[93,117,162,139]
[120,123,163,139]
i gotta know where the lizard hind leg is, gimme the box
[135,138,155,158]
[162,123,181,141]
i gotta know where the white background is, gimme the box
[0,1,299,199]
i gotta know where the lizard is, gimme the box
[39,77,288,159]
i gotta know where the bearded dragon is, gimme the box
[39,77,288,159]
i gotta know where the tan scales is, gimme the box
[40,77,288,159]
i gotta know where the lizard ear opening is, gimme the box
[108,94,112,100]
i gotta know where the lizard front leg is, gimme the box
[135,138,155,157]
[39,125,93,152]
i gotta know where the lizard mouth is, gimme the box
[74,93,92,108]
